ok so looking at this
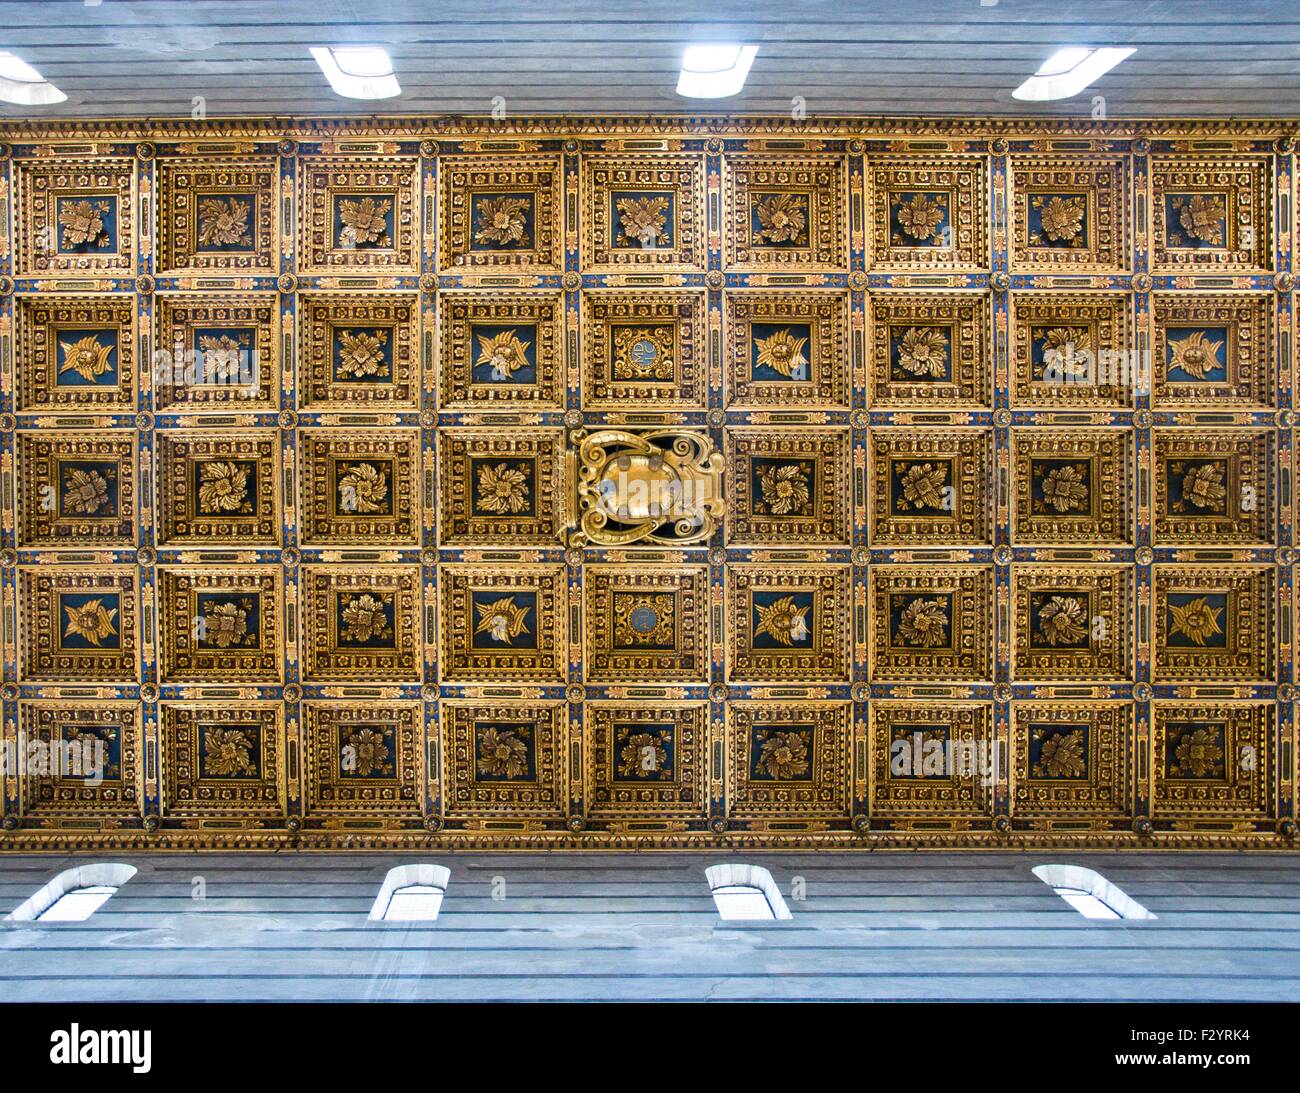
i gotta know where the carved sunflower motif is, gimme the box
[1036,595,1088,646]
[757,730,811,780]
[475,330,531,381]
[754,595,811,646]
[615,196,670,248]
[63,598,118,647]
[476,462,530,514]
[896,597,949,648]
[618,731,669,778]
[1178,462,1227,512]
[1040,328,1092,379]
[753,192,807,245]
[203,727,256,778]
[899,462,948,511]
[474,596,531,644]
[337,462,389,514]
[336,329,389,379]
[58,335,115,384]
[754,328,809,379]
[197,461,251,514]
[757,463,811,516]
[1039,465,1089,514]
[895,194,946,243]
[65,728,119,779]
[896,326,949,378]
[1036,195,1085,244]
[202,600,251,648]
[62,467,111,515]
[1173,726,1224,778]
[198,334,247,383]
[337,196,392,248]
[343,727,392,777]
[1167,330,1223,380]
[1168,596,1223,647]
[474,195,530,247]
[60,199,110,249]
[1033,728,1086,779]
[477,727,530,778]
[197,196,252,248]
[341,593,393,644]
[1178,194,1226,246]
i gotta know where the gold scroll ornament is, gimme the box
[569,429,725,547]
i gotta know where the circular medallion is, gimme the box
[630,338,659,370]
[630,604,660,633]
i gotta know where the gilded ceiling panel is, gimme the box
[0,117,1294,850]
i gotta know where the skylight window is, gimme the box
[1032,864,1156,921]
[310,46,401,100]
[381,885,444,922]
[0,52,67,106]
[1012,47,1135,101]
[5,864,137,923]
[705,864,793,921]
[711,885,778,920]
[676,44,758,99]
[38,885,117,922]
[369,864,450,923]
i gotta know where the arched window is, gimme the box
[1032,864,1156,921]
[704,864,792,921]
[5,863,137,923]
[369,864,450,922]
